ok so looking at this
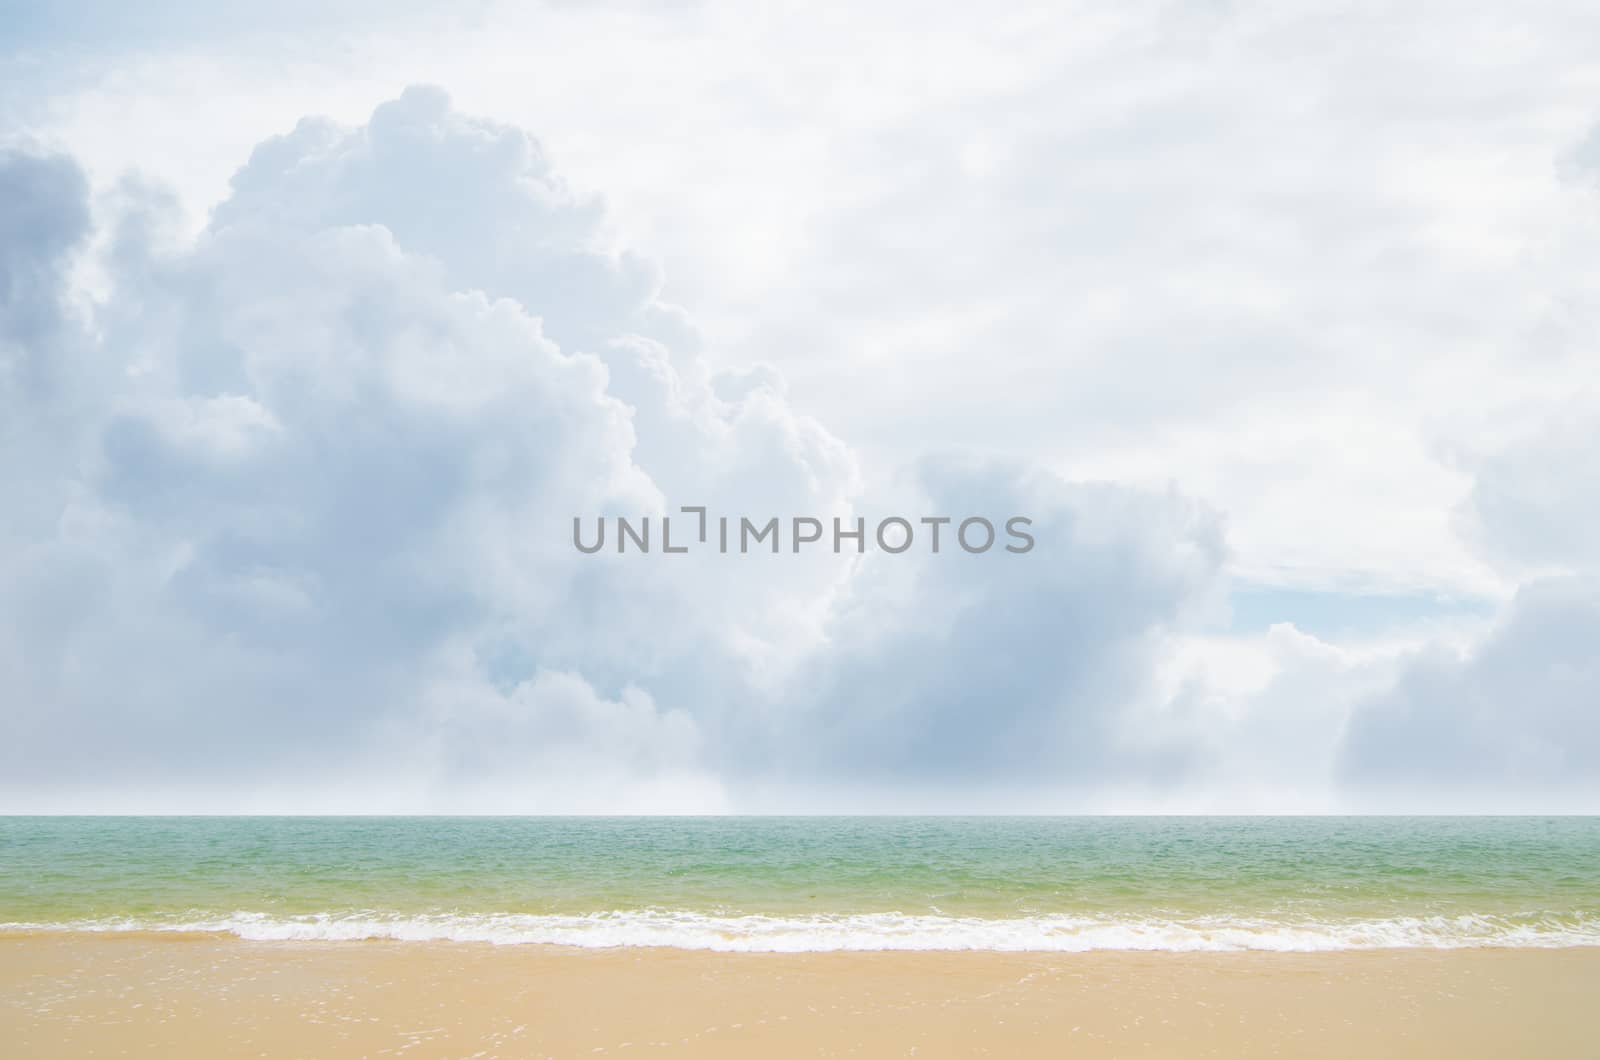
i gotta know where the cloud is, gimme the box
[1333,400,1600,810]
[0,149,90,399]
[20,1,1600,609]
[0,88,1237,811]
[213,86,694,355]
[1339,577,1600,808]
[11,80,1595,812]
[0,92,835,808]
[767,462,1226,791]
[1458,407,1600,576]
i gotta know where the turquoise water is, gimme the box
[2,817,1596,951]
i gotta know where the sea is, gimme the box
[2,816,1596,952]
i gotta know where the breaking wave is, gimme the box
[6,909,1599,952]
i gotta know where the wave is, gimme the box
[5,909,1600,952]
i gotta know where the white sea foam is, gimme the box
[5,910,1599,952]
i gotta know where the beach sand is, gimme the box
[2,935,1595,1058]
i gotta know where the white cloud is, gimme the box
[0,92,850,808]
[14,4,1600,601]
[0,91,1229,811]
[5,3,1600,811]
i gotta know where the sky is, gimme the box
[2,0,1598,813]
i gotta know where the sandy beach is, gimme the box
[3,935,1596,1058]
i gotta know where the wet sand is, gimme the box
[2,934,1595,1058]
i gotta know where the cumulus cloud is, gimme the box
[0,150,89,363]
[0,92,804,808]
[0,89,1235,811]
[213,85,692,358]
[1458,408,1600,576]
[1333,400,1600,809]
[769,463,1225,790]
[10,79,1595,812]
[1340,577,1600,808]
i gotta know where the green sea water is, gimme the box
[2,817,1596,951]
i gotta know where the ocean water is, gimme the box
[1,817,1596,952]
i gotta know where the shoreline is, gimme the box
[8,904,1598,952]
[5,934,1596,1058]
